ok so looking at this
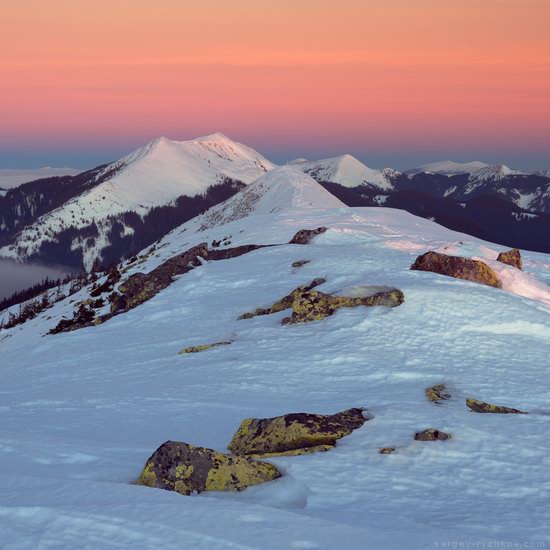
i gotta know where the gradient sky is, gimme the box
[1,0,549,170]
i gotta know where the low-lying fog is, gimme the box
[0,259,70,301]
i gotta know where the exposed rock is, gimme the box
[116,243,209,312]
[291,260,310,269]
[414,428,451,441]
[179,341,232,354]
[281,288,405,325]
[238,278,326,320]
[239,280,403,325]
[207,244,269,261]
[410,251,500,288]
[497,248,522,270]
[90,266,121,297]
[466,397,527,414]
[379,447,396,454]
[246,444,334,458]
[425,384,451,403]
[289,227,328,245]
[137,441,281,495]
[228,408,367,457]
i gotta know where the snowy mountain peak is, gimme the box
[469,164,524,183]
[405,160,491,176]
[192,165,345,231]
[293,154,398,191]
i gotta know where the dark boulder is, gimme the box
[410,251,500,288]
[289,227,328,245]
[414,428,451,441]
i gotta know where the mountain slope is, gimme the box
[0,134,275,270]
[1,199,550,548]
[292,154,399,191]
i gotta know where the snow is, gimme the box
[2,187,550,548]
[0,167,81,189]
[405,161,490,176]
[294,154,397,191]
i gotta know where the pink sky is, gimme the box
[1,0,549,169]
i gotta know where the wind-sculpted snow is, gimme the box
[1,205,550,548]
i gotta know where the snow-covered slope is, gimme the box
[2,194,550,548]
[0,167,81,189]
[194,165,344,230]
[292,154,399,191]
[405,160,491,176]
[467,164,524,185]
[0,133,275,269]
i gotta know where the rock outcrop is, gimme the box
[137,441,281,495]
[425,384,451,403]
[239,279,404,325]
[238,278,326,320]
[281,287,405,325]
[228,408,367,457]
[410,251,500,288]
[289,227,328,245]
[497,248,522,270]
[414,428,451,441]
[179,341,231,354]
[466,397,527,414]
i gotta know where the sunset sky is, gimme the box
[1,0,549,170]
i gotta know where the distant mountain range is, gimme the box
[1,134,550,271]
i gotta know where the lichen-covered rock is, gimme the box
[497,248,522,270]
[238,278,326,320]
[289,227,328,245]
[425,384,451,403]
[137,441,281,495]
[410,251,500,288]
[414,428,451,441]
[281,288,404,325]
[239,279,403,325]
[246,444,333,458]
[179,341,231,354]
[466,397,527,414]
[291,260,310,269]
[117,243,209,312]
[228,408,367,456]
[379,447,396,454]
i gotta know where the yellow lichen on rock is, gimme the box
[179,341,231,354]
[137,441,281,496]
[466,397,527,414]
[425,384,451,403]
[137,462,157,487]
[228,408,367,456]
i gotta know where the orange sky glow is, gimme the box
[1,0,549,169]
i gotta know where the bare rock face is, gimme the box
[228,408,367,457]
[137,441,281,495]
[410,251,500,288]
[497,248,522,270]
[289,227,328,245]
[466,397,527,414]
[414,428,451,441]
